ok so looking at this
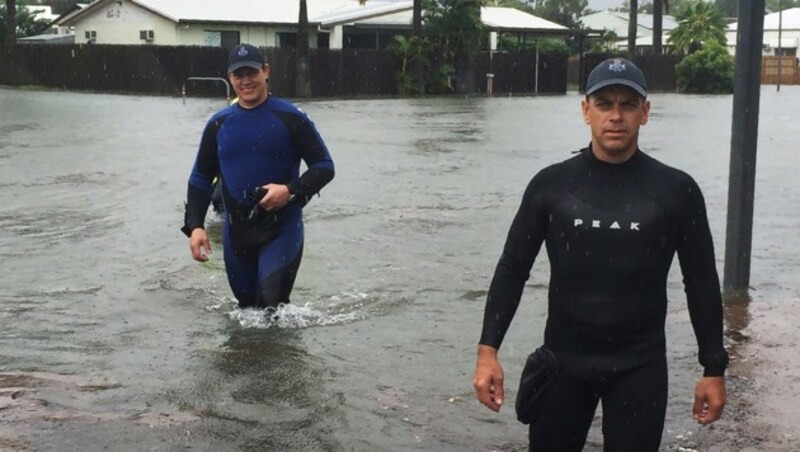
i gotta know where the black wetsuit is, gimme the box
[479,147,728,451]
[182,96,334,308]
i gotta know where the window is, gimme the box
[204,30,240,50]
[277,32,297,48]
[343,29,399,50]
[317,33,330,50]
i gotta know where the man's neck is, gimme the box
[238,92,269,109]
[591,144,637,164]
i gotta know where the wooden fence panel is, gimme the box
[761,56,800,85]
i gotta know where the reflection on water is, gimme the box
[0,86,799,450]
[165,328,347,450]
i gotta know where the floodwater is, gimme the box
[1,85,798,451]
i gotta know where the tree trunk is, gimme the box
[455,0,481,94]
[628,0,638,59]
[295,0,312,98]
[412,0,424,94]
[653,0,663,55]
[4,0,16,51]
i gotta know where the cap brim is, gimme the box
[228,61,264,73]
[586,79,647,97]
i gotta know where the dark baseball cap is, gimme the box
[586,57,647,97]
[227,44,265,73]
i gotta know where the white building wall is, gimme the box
[726,29,800,55]
[178,25,270,47]
[329,25,344,49]
[74,0,178,45]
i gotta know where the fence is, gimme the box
[761,56,800,85]
[573,54,683,93]
[0,44,572,98]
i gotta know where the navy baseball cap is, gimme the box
[586,57,647,97]
[227,44,265,73]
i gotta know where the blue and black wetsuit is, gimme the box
[479,147,728,451]
[182,96,334,308]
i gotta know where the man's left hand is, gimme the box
[258,184,291,211]
[693,376,726,425]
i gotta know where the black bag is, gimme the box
[515,346,558,425]
[229,208,282,261]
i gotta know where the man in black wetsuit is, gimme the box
[182,44,334,310]
[473,58,728,451]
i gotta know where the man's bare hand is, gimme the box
[189,228,211,262]
[259,184,291,211]
[693,376,726,425]
[473,345,504,412]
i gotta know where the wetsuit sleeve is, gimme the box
[479,176,548,349]
[277,110,335,206]
[181,117,222,237]
[676,178,729,376]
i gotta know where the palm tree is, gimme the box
[668,0,726,54]
[367,0,425,94]
[4,0,15,51]
[628,0,638,58]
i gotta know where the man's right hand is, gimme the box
[189,228,211,262]
[473,344,504,412]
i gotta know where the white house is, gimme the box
[726,8,800,56]
[580,10,677,52]
[330,6,570,51]
[55,0,414,49]
[22,4,60,23]
[54,0,570,51]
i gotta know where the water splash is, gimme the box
[207,292,369,329]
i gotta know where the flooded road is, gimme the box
[1,86,798,451]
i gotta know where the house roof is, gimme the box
[57,0,412,26]
[57,0,568,33]
[333,6,568,32]
[22,5,60,22]
[17,33,76,44]
[482,7,567,31]
[316,1,412,27]
[728,8,800,31]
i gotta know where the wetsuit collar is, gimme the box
[237,93,271,111]
[583,144,642,168]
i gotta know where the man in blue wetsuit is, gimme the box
[473,58,728,451]
[182,44,334,309]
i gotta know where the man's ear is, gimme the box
[581,98,591,124]
[641,99,651,125]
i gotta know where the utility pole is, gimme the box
[724,0,766,293]
[628,0,638,58]
[295,0,312,98]
[777,0,783,92]
[653,0,663,55]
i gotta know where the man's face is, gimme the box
[581,85,650,163]
[228,65,270,108]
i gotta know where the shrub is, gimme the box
[675,42,734,94]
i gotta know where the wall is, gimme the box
[74,0,177,45]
